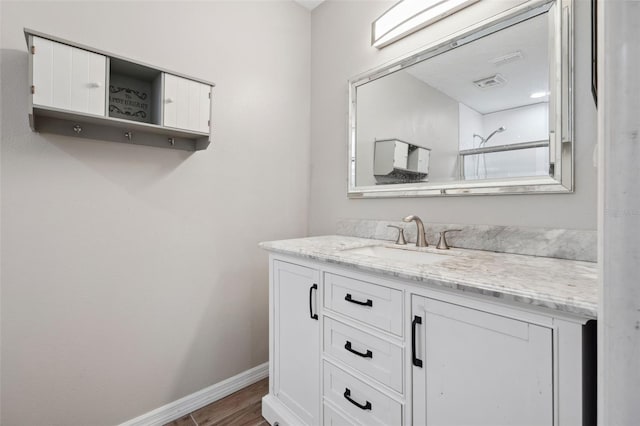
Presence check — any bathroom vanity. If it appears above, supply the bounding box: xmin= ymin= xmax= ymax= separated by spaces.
xmin=260 ymin=236 xmax=596 ymax=426
xmin=261 ymin=0 xmax=594 ymax=421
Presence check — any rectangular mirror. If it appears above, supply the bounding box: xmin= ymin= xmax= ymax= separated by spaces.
xmin=348 ymin=0 xmax=573 ymax=198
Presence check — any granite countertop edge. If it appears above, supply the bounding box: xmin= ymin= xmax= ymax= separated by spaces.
xmin=259 ymin=236 xmax=598 ymax=319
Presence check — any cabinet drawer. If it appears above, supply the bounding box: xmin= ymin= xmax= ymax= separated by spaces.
xmin=324 ymin=273 xmax=403 ymax=336
xmin=324 ymin=402 xmax=357 ymax=426
xmin=323 ymin=361 xmax=402 ymax=426
xmin=324 ymin=318 xmax=403 ymax=393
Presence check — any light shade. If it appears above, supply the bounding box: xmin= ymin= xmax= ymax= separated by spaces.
xmin=530 ymin=91 xmax=550 ymax=99
xmin=372 ymin=0 xmax=480 ymax=48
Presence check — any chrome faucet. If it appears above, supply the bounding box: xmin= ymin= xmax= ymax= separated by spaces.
xmin=403 ymin=215 xmax=428 ymax=247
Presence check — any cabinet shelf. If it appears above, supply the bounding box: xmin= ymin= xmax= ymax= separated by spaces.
xmin=31 ymin=106 xmax=210 ymax=151
xmin=25 ymin=28 xmax=214 ymax=152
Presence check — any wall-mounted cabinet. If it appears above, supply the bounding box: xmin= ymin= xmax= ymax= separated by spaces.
xmin=25 ymin=29 xmax=214 ymax=151
xmin=373 ymin=139 xmax=431 ymax=184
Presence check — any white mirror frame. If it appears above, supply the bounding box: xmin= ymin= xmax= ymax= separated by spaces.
xmin=348 ymin=0 xmax=573 ymax=198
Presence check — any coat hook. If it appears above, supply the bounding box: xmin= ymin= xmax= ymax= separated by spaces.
xmin=73 ymin=124 xmax=82 ymax=134
xmin=124 ymin=131 xmax=132 ymax=141
xmin=168 ymin=137 xmax=175 ymax=146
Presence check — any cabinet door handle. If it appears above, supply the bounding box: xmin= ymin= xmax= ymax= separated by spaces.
xmin=345 ymin=293 xmax=373 ymax=307
xmin=343 ymin=388 xmax=372 ymax=411
xmin=309 ymin=284 xmax=318 ymax=320
xmin=344 ymin=341 xmax=373 ymax=358
xmin=412 ymin=315 xmax=423 ymax=368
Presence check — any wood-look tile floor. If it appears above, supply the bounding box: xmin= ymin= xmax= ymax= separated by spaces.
xmin=165 ymin=378 xmax=269 ymax=426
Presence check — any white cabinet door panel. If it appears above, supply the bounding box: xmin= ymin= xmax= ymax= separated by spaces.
xmin=323 ymin=402 xmax=357 ymax=426
xmin=273 ymin=260 xmax=320 ymax=426
xmin=197 ymin=83 xmax=211 ymax=132
xmin=32 ymin=36 xmax=106 ymax=116
xmin=412 ymin=295 xmax=553 ymax=426
xmin=393 ymin=141 xmax=409 ymax=169
xmin=163 ymin=73 xmax=210 ymax=133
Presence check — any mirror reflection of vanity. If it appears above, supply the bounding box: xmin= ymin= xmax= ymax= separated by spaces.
xmin=349 ymin=0 xmax=573 ymax=197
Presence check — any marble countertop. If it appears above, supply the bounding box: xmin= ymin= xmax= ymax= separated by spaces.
xmin=259 ymin=235 xmax=598 ymax=318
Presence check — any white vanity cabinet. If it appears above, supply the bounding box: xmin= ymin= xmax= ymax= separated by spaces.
xmin=263 ymin=252 xmax=595 ymax=426
xmin=31 ymin=36 xmax=107 ymax=116
xmin=263 ymin=260 xmax=320 ymax=426
xmin=26 ymin=29 xmax=214 ymax=151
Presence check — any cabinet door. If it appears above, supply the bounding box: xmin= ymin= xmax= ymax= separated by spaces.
xmin=31 ymin=36 xmax=106 ymax=116
xmin=273 ymin=260 xmax=320 ymax=425
xmin=408 ymin=148 xmax=430 ymax=174
xmin=411 ymin=295 xmax=553 ymax=426
xmin=393 ymin=141 xmax=409 ymax=169
xmin=163 ymin=73 xmax=211 ymax=133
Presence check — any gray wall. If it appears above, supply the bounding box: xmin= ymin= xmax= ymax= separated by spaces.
xmin=310 ymin=0 xmax=597 ymax=233
xmin=0 ymin=1 xmax=310 ymax=424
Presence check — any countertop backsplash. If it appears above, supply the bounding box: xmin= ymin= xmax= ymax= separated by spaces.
xmin=336 ymin=218 xmax=597 ymax=262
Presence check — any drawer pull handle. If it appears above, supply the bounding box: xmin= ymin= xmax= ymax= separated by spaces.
xmin=345 ymin=293 xmax=373 ymax=307
xmin=344 ymin=341 xmax=373 ymax=358
xmin=309 ymin=284 xmax=318 ymax=320
xmin=412 ymin=315 xmax=423 ymax=368
xmin=343 ymin=388 xmax=372 ymax=411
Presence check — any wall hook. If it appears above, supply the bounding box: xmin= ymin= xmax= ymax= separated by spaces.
xmin=72 ymin=125 xmax=82 ymax=134
xmin=124 ymin=131 xmax=133 ymax=141
xmin=168 ymin=137 xmax=175 ymax=146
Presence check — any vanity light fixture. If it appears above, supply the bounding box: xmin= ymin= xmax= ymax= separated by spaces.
xmin=530 ymin=91 xmax=550 ymax=98
xmin=372 ymin=0 xmax=480 ymax=48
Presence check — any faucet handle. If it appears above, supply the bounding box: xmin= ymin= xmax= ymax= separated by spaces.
xmin=387 ymin=225 xmax=407 ymax=245
xmin=436 ymin=229 xmax=461 ymax=250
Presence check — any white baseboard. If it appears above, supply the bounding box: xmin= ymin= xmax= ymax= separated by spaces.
xmin=119 ymin=362 xmax=269 ymax=426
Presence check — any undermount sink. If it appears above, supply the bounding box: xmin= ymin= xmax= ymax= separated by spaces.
xmin=342 ymin=245 xmax=449 ymax=265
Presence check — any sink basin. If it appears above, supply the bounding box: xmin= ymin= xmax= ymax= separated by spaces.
xmin=342 ymin=245 xmax=449 ymax=265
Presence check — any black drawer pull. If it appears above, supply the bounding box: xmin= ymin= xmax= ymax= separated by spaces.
xmin=345 ymin=293 xmax=373 ymax=307
xmin=412 ymin=315 xmax=423 ymax=368
xmin=343 ymin=388 xmax=372 ymax=411
xmin=309 ymin=284 xmax=318 ymax=320
xmin=344 ymin=341 xmax=373 ymax=358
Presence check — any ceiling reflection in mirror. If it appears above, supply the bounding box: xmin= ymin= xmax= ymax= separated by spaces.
xmin=349 ymin=0 xmax=573 ymax=197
